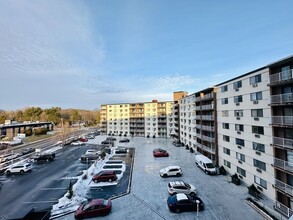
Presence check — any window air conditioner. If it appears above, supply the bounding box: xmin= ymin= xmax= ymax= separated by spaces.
xmin=253 ymin=100 xmax=259 ymax=104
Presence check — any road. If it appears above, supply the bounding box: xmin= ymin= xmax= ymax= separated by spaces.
xmin=0 ymin=144 xmax=91 ymax=219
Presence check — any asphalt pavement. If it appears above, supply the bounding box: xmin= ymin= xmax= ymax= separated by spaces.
xmin=58 ymin=135 xmax=265 ymax=220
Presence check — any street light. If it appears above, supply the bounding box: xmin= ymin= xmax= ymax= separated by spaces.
xmin=196 ymin=199 xmax=200 ymax=220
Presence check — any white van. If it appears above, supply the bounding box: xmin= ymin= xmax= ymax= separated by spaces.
xmin=195 ymin=154 xmax=217 ymax=175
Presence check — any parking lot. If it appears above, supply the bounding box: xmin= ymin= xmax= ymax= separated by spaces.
xmin=59 ymin=136 xmax=263 ymax=220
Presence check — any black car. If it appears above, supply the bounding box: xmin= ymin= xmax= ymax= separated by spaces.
xmin=33 ymin=153 xmax=55 ymax=162
xmin=21 ymin=148 xmax=35 ymax=155
xmin=106 ymin=137 xmax=116 ymax=141
xmin=101 ymin=140 xmax=110 ymax=145
xmin=167 ymin=193 xmax=204 ymax=213
xmin=172 ymin=141 xmax=182 ymax=147
xmin=119 ymin=138 xmax=130 ymax=143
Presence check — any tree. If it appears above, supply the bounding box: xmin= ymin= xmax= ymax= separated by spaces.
xmin=23 ymin=107 xmax=43 ymax=121
xmin=0 ymin=110 xmax=6 ymax=124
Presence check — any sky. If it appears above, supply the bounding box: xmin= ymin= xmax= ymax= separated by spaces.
xmin=1 ymin=0 xmax=293 ymax=110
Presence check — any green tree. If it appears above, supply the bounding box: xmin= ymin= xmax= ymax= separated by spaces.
xmin=44 ymin=107 xmax=61 ymax=124
xmin=23 ymin=107 xmax=43 ymax=121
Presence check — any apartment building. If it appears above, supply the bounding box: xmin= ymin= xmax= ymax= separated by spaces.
xmin=100 ymin=100 xmax=175 ymax=138
xmin=216 ymin=67 xmax=274 ymax=200
xmin=179 ymin=93 xmax=196 ymax=148
xmin=268 ymin=56 xmax=293 ymax=217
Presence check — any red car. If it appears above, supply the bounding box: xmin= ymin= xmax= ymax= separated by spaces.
xmin=92 ymin=170 xmax=117 ymax=183
xmin=75 ymin=199 xmax=112 ymax=219
xmin=79 ymin=137 xmax=88 ymax=142
xmin=153 ymin=148 xmax=169 ymax=157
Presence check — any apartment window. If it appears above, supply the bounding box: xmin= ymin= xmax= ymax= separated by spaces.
xmin=251 ymin=109 xmax=263 ymax=117
xmin=222 ymin=98 xmax=228 ymax=105
xmin=224 ymin=160 xmax=231 ymax=168
xmin=250 ymin=92 xmax=262 ymax=101
xmin=236 ymin=152 xmax=245 ymax=162
xmin=253 ymin=159 xmax=266 ymax=171
xmin=222 ymin=123 xmax=229 ymax=129
xmin=237 ymin=166 xmax=246 ymax=177
xmin=254 ymin=176 xmax=267 ymax=189
xmin=236 ymin=138 xmax=245 ymax=147
xmin=252 ymin=126 xmax=264 ymax=135
xmin=235 ymin=124 xmax=244 ymax=132
xmin=252 ymin=142 xmax=265 ymax=153
xmin=233 ymin=81 xmax=242 ymax=89
xmin=234 ymin=110 xmax=243 ymax=117
xmin=221 ymin=85 xmax=228 ymax=92
xmin=234 ymin=95 xmax=243 ymax=103
xmin=223 ymin=147 xmax=230 ymax=155
xmin=222 ymin=110 xmax=229 ymax=117
xmin=223 ymin=135 xmax=230 ymax=142
xmin=250 ymin=74 xmax=262 ymax=85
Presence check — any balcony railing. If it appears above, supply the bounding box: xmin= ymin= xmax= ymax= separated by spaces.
xmin=201 ymin=115 xmax=214 ymax=121
xmin=275 ymin=179 xmax=293 ymax=197
xmin=201 ymin=135 xmax=215 ymax=142
xmin=271 ymin=93 xmax=293 ymax=104
xmin=269 ymin=69 xmax=293 ymax=84
xmin=202 ymin=93 xmax=214 ymax=100
xmin=275 ymin=201 xmax=293 ymax=218
xmin=272 ymin=136 xmax=293 ymax=149
xmin=201 ymin=125 xmax=215 ymax=132
xmin=271 ymin=116 xmax=293 ymax=126
xmin=202 ymin=104 xmax=213 ymax=110
xmin=273 ymin=158 xmax=293 ymax=173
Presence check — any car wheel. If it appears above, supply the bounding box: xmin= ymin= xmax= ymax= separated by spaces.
xmin=94 ymin=180 xmax=98 ymax=183
xmin=176 ymin=173 xmax=181 ymax=177
xmin=175 ymin=208 xmax=181 ymax=213
xmin=109 ymin=179 xmax=112 ymax=182
xmin=20 ymin=170 xmax=24 ymax=174
xmin=163 ymin=174 xmax=167 ymax=178
xmin=190 ymin=192 xmax=196 ymax=197
xmin=6 ymin=171 xmax=11 ymax=176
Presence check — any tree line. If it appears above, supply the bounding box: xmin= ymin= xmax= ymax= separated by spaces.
xmin=0 ymin=107 xmax=100 ymax=127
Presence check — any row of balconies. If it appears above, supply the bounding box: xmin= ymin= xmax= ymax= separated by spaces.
xmin=271 ymin=116 xmax=293 ymax=127
xmin=195 ymin=115 xmax=214 ymax=120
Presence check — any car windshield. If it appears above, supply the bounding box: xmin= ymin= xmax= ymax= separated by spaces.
xmin=184 ymin=182 xmax=191 ymax=188
xmin=206 ymin=163 xmax=215 ymax=168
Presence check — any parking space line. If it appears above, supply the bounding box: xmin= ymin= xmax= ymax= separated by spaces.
xmin=23 ymin=200 xmax=58 ymax=204
xmin=41 ymin=187 xmax=67 ymax=190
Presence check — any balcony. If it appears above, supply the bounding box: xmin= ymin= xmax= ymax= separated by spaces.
xmin=272 ymin=136 xmax=293 ymax=150
xmin=201 ymin=125 xmax=215 ymax=132
xmin=275 ymin=201 xmax=293 ymax=218
xmin=273 ymin=157 xmax=293 ymax=173
xmin=201 ymin=135 xmax=215 ymax=142
xmin=202 ymin=93 xmax=214 ymax=100
xmin=275 ymin=179 xmax=293 ymax=197
xmin=201 ymin=104 xmax=213 ymax=110
xmin=271 ymin=116 xmax=293 ymax=127
xmin=271 ymin=93 xmax=293 ymax=105
xmin=269 ymin=69 xmax=293 ymax=85
xmin=201 ymin=115 xmax=214 ymax=121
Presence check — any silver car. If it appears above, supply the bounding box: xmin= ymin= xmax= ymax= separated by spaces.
xmin=168 ymin=181 xmax=197 ymax=196
xmin=5 ymin=163 xmax=32 ymax=175
xmin=159 ymin=166 xmax=182 ymax=178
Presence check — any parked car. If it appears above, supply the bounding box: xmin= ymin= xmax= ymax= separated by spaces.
xmin=167 ymin=193 xmax=204 ymax=213
xmin=21 ymin=148 xmax=35 ymax=155
xmin=106 ymin=137 xmax=116 ymax=141
xmin=79 ymin=138 xmax=88 ymax=142
xmin=80 ymin=154 xmax=99 ymax=163
xmin=168 ymin=181 xmax=197 ymax=196
xmin=32 ymin=153 xmax=55 ymax=162
xmin=75 ymin=199 xmax=112 ymax=219
xmin=153 ymin=148 xmax=169 ymax=157
xmin=119 ymin=138 xmax=130 ymax=143
xmin=172 ymin=141 xmax=182 ymax=147
xmin=0 ymin=153 xmax=19 ymax=163
xmin=101 ymin=140 xmax=110 ymax=145
xmin=85 ymin=149 xmax=100 ymax=156
xmin=92 ymin=170 xmax=117 ymax=183
xmin=160 ymin=166 xmax=182 ymax=178
xmin=115 ymin=148 xmax=127 ymax=154
xmin=71 ymin=141 xmax=84 ymax=146
xmin=5 ymin=163 xmax=32 ymax=175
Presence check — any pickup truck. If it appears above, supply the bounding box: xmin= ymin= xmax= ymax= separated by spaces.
xmin=32 ymin=153 xmax=55 ymax=162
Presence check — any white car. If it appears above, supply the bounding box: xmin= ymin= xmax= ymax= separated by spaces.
xmin=168 ymin=181 xmax=197 ymax=196
xmin=71 ymin=141 xmax=84 ymax=146
xmin=5 ymin=163 xmax=32 ymax=175
xmin=159 ymin=166 xmax=182 ymax=178
xmin=85 ymin=149 xmax=100 ymax=155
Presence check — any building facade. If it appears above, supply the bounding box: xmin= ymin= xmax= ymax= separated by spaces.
xmin=268 ymin=57 xmax=293 ymax=217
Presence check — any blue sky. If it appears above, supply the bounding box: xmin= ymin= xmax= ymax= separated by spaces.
xmin=1 ymin=0 xmax=293 ymax=110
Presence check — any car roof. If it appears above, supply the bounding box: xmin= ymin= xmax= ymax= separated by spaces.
xmin=90 ymin=199 xmax=105 ymax=206
xmin=167 ymin=165 xmax=180 ymax=169
xmin=169 ymin=181 xmax=186 ymax=187
xmin=176 ymin=193 xmax=188 ymax=201
xmin=99 ymin=170 xmax=115 ymax=174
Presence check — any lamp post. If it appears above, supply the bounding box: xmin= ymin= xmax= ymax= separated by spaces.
xmin=196 ymin=199 xmax=200 ymax=220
